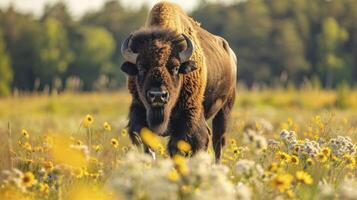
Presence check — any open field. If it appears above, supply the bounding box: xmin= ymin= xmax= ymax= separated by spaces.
xmin=1 ymin=89 xmax=357 ymax=199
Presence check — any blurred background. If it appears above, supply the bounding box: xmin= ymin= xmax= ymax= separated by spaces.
xmin=0 ymin=0 xmax=356 ymax=96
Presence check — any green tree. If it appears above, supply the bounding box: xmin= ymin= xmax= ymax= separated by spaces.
xmin=0 ymin=29 xmax=12 ymax=96
xmin=273 ymin=22 xmax=310 ymax=83
xmin=227 ymin=0 xmax=273 ymax=86
xmin=36 ymin=17 xmax=73 ymax=90
xmin=69 ymin=26 xmax=115 ymax=90
xmin=42 ymin=2 xmax=73 ymax=28
xmin=81 ymin=0 xmax=148 ymax=87
xmin=0 ymin=7 xmax=41 ymax=91
xmin=192 ymin=3 xmax=230 ymax=36
xmin=317 ymin=17 xmax=349 ymax=87
xmin=343 ymin=0 xmax=357 ymax=84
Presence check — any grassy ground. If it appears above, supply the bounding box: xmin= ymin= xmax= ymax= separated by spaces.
xmin=0 ymin=89 xmax=357 ymax=199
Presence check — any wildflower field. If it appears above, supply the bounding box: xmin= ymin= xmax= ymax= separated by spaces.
xmin=1 ymin=88 xmax=357 ymax=200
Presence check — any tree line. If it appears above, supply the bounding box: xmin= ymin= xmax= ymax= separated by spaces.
xmin=0 ymin=0 xmax=356 ymax=95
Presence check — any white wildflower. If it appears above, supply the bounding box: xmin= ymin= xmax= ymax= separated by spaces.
xmin=236 ymin=160 xmax=255 ymax=177
xmin=328 ymin=136 xmax=356 ymax=157
xmin=318 ymin=182 xmax=334 ymax=199
xmin=338 ymin=179 xmax=357 ymax=200
xmin=236 ymin=182 xmax=252 ymax=200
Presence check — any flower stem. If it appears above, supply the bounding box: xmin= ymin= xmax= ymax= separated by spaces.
xmin=87 ymin=127 xmax=92 ymax=155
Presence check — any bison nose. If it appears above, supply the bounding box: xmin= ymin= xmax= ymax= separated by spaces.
xmin=147 ymin=89 xmax=169 ymax=106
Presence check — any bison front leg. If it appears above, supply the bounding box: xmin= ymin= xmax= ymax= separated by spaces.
xmin=168 ymin=113 xmax=210 ymax=157
xmin=127 ymin=101 xmax=156 ymax=159
xmin=128 ymin=101 xmax=146 ymax=146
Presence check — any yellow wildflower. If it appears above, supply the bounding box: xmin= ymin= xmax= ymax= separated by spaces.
xmin=140 ymin=127 xmax=161 ymax=150
xmin=298 ymin=140 xmax=304 ymax=144
xmin=76 ymin=140 xmax=83 ymax=146
xmin=111 ymin=138 xmax=119 ymax=149
xmin=21 ymin=171 xmax=37 ymax=188
xmin=232 ymin=147 xmax=240 ymax=159
xmin=83 ymin=168 xmax=90 ymax=176
xmin=321 ymin=147 xmax=331 ymax=157
xmin=229 ymin=139 xmax=236 ymax=146
xmin=73 ymin=168 xmax=84 ymax=178
xmin=287 ymin=118 xmax=293 ymax=126
xmin=157 ymin=145 xmax=165 ymax=155
xmin=121 ymin=129 xmax=128 ymax=137
xmin=43 ymin=160 xmax=54 ymax=171
xmin=83 ymin=114 xmax=94 ymax=128
xmin=39 ymin=183 xmax=50 ymax=194
xmin=317 ymin=152 xmax=328 ymax=163
xmin=270 ymin=173 xmax=293 ymax=192
xmin=290 ymin=155 xmax=299 ymax=165
xmin=293 ymin=146 xmax=300 ymax=155
xmin=262 ymin=171 xmax=273 ymax=180
xmin=93 ymin=145 xmax=102 ymax=152
xmin=343 ymin=155 xmax=356 ymax=168
xmin=332 ymin=156 xmax=340 ymax=162
xmin=277 ymin=151 xmax=290 ymax=162
xmin=49 ymin=134 xmax=87 ymax=168
xmin=306 ymin=158 xmax=314 ymax=166
xmin=343 ymin=117 xmax=348 ymax=125
xmin=296 ymin=171 xmax=313 ymax=185
xmin=181 ymin=185 xmax=191 ymax=194
xmin=173 ymin=154 xmax=189 ymax=175
xmin=21 ymin=129 xmax=29 ymax=139
xmin=287 ymin=189 xmax=295 ymax=198
xmin=177 ymin=140 xmax=191 ymax=153
xmin=22 ymin=142 xmax=32 ymax=152
xmin=268 ymin=162 xmax=280 ymax=173
xmin=255 ymin=121 xmax=262 ymax=130
xmin=103 ymin=122 xmax=111 ymax=131
xmin=167 ymin=169 xmax=180 ymax=182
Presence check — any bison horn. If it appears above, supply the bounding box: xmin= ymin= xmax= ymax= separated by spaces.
xmin=121 ymin=34 xmax=138 ymax=64
xmin=179 ymin=34 xmax=194 ymax=63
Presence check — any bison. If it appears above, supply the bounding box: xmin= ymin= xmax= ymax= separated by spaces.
xmin=120 ymin=2 xmax=237 ymax=162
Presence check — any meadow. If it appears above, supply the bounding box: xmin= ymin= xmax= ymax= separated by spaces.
xmin=1 ymin=88 xmax=357 ymax=200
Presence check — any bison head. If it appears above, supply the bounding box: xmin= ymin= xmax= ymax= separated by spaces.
xmin=120 ymin=28 xmax=197 ymax=135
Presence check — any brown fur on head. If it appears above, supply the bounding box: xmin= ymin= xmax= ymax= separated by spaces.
xmin=121 ymin=27 xmax=197 ymax=135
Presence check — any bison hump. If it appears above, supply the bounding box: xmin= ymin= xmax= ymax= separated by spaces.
xmin=145 ymin=2 xmax=200 ymax=32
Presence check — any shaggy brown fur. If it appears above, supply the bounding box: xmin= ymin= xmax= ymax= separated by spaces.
xmin=122 ymin=2 xmax=237 ymax=162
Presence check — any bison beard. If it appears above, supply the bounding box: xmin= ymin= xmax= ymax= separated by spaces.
xmin=147 ymin=107 xmax=170 ymax=135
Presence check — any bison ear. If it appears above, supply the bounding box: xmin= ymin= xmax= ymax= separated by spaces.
xmin=179 ymin=61 xmax=197 ymax=74
xmin=121 ymin=62 xmax=138 ymax=76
